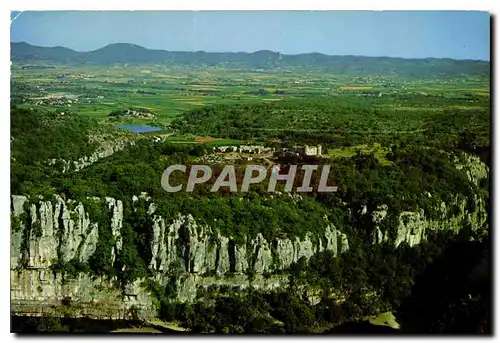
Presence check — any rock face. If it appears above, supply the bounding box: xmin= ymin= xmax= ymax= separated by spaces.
xmin=393 ymin=193 xmax=487 ymax=247
xmin=10 ymin=195 xmax=350 ymax=318
xmin=367 ymin=193 xmax=488 ymax=248
xmin=135 ymin=209 xmax=349 ymax=278
xmin=374 ymin=195 xmax=487 ymax=248
xmin=365 ymin=153 xmax=490 ymax=247
xmin=453 ymin=153 xmax=489 ymax=186
xmin=48 ymin=138 xmax=133 ymax=173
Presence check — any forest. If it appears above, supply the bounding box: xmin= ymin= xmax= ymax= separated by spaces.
xmin=170 ymin=96 xmax=490 ymax=151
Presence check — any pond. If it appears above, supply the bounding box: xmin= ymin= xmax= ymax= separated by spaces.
xmin=117 ymin=124 xmax=163 ymax=133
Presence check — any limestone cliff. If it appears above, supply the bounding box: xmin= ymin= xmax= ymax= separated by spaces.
xmin=369 ymin=152 xmax=489 ymax=247
xmin=10 ymin=194 xmax=349 ymax=319
xmin=48 ymin=136 xmax=134 ymax=173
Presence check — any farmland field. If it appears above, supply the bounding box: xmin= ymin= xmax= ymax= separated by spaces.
xmin=11 ymin=61 xmax=490 ymax=150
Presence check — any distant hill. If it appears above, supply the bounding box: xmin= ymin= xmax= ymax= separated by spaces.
xmin=11 ymin=42 xmax=490 ymax=77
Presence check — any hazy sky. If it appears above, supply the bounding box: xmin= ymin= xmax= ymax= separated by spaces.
xmin=10 ymin=11 xmax=490 ymax=60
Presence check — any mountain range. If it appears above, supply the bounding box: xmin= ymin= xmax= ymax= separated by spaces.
xmin=11 ymin=42 xmax=490 ymax=77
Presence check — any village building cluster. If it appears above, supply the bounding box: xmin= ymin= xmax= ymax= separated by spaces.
xmin=213 ymin=144 xmax=322 ymax=157
xmin=213 ymin=145 xmax=275 ymax=155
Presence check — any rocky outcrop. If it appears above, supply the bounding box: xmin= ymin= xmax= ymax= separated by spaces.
xmin=10 ymin=194 xmax=350 ymax=317
xmin=9 ymin=195 xmax=149 ymax=320
xmin=394 ymin=193 xmax=487 ymax=247
xmin=368 ymin=153 xmax=489 ymax=247
xmin=48 ymin=138 xmax=134 ymax=173
xmin=106 ymin=197 xmax=123 ymax=264
xmin=11 ymin=195 xmax=100 ymax=270
xmin=144 ymin=211 xmax=348 ymax=276
xmin=453 ymin=153 xmax=489 ymax=186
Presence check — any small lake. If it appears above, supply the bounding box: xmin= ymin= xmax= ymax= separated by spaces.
xmin=117 ymin=125 xmax=163 ymax=133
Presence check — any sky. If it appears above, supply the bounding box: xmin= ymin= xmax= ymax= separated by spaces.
xmin=10 ymin=11 xmax=490 ymax=61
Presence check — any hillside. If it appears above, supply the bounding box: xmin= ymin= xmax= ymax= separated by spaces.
xmin=11 ymin=42 xmax=490 ymax=77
